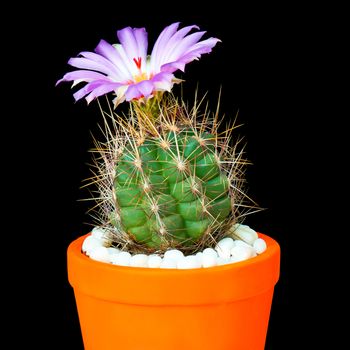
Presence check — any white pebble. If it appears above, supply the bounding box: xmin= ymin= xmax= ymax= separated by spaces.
xmin=217 ymin=257 xmax=232 ymax=265
xmin=232 ymin=224 xmax=258 ymax=245
xmin=160 ymin=258 xmax=177 ymax=269
xmin=177 ymin=255 xmax=202 ymax=269
xmin=202 ymin=248 xmax=218 ymax=258
xmin=230 ymin=256 xmax=242 ymax=263
xmin=107 ymin=247 xmax=120 ymax=255
xmin=91 ymin=227 xmax=107 ymax=240
xmin=84 ymin=226 xmax=262 ymax=267
xmin=218 ymin=249 xmax=232 ymax=259
xmin=89 ymin=246 xmax=110 ymax=263
xmin=112 ymin=251 xmax=131 ymax=266
xmin=148 ymin=255 xmax=162 ymax=268
xmin=217 ymin=237 xmax=235 ymax=250
xmin=109 ymin=254 xmax=120 ymax=264
xmin=82 ymin=235 xmax=103 ymax=256
xmin=164 ymin=249 xmax=184 ymax=262
xmin=234 ymin=239 xmax=253 ymax=248
xmin=231 ymin=245 xmax=255 ymax=262
xmin=253 ymin=238 xmax=267 ymax=254
xmin=130 ymin=254 xmax=149 ymax=267
xmin=202 ymin=254 xmax=218 ymax=268
xmin=195 ymin=252 xmax=204 ymax=265
xmin=215 ymin=237 xmax=234 ymax=256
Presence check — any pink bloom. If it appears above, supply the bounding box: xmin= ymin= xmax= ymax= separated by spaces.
xmin=57 ymin=23 xmax=220 ymax=106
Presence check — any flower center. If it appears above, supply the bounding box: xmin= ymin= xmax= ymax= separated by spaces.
xmin=132 ymin=57 xmax=148 ymax=83
xmin=134 ymin=72 xmax=148 ymax=83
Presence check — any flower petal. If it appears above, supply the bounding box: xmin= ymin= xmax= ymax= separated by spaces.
xmin=164 ymin=31 xmax=206 ymax=62
xmin=56 ymin=70 xmax=111 ymax=86
xmin=155 ymin=25 xmax=200 ymax=68
xmin=133 ymin=28 xmax=148 ymax=63
xmin=160 ymin=37 xmax=221 ymax=73
xmin=94 ymin=39 xmax=133 ymax=80
xmin=68 ymin=57 xmax=117 ymax=79
xmin=77 ymin=51 xmax=124 ymax=80
xmin=85 ymin=82 xmax=123 ymax=104
xmin=73 ymin=80 xmax=109 ymax=101
xmin=114 ymin=44 xmax=139 ymax=77
xmin=124 ymin=85 xmax=140 ymax=101
xmin=150 ymin=22 xmax=180 ymax=73
xmin=151 ymin=72 xmax=174 ymax=91
xmin=113 ymin=85 xmax=129 ymax=107
xmin=150 ymin=24 xmax=220 ymax=75
xmin=159 ymin=61 xmax=186 ymax=73
xmin=125 ymin=80 xmax=154 ymax=101
xmin=189 ymin=37 xmax=221 ymax=51
xmin=117 ymin=27 xmax=148 ymax=69
xmin=117 ymin=27 xmax=137 ymax=58
xmin=137 ymin=80 xmax=154 ymax=97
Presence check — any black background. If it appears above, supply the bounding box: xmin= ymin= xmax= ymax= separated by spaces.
xmin=30 ymin=2 xmax=328 ymax=348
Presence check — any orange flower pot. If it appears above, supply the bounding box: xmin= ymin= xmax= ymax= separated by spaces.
xmin=67 ymin=233 xmax=280 ymax=350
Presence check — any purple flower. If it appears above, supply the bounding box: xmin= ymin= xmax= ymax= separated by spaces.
xmin=57 ymin=23 xmax=220 ymax=106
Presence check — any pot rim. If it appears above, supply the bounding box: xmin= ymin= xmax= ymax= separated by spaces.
xmin=68 ymin=233 xmax=280 ymax=305
xmin=70 ymin=233 xmax=278 ymax=273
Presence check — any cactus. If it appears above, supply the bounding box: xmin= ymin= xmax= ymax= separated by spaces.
xmin=90 ymin=95 xmax=252 ymax=253
xmin=58 ymin=23 xmax=257 ymax=253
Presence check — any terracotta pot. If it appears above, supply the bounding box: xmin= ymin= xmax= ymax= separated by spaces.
xmin=67 ymin=233 xmax=280 ymax=350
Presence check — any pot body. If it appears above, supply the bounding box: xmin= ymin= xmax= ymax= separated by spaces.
xmin=68 ymin=233 xmax=280 ymax=350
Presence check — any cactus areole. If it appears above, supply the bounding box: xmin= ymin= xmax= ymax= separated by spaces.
xmin=58 ymin=23 xmax=254 ymax=253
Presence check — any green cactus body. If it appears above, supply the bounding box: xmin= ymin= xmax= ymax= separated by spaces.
xmin=113 ymin=129 xmax=231 ymax=249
